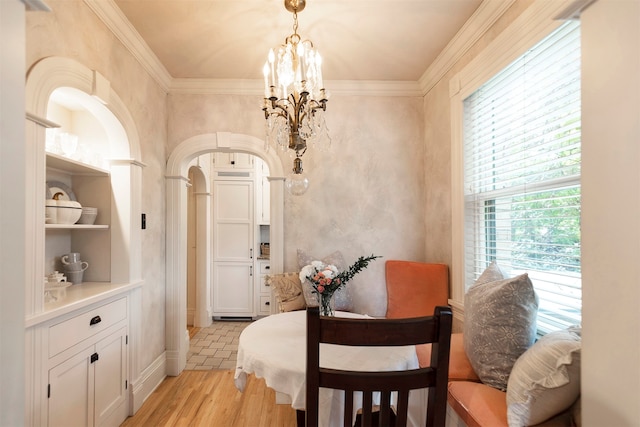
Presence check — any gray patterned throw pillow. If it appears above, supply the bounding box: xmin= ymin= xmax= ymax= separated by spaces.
xmin=463 ymin=262 xmax=539 ymax=391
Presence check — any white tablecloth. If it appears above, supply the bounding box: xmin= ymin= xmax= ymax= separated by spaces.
xmin=234 ymin=310 xmax=426 ymax=427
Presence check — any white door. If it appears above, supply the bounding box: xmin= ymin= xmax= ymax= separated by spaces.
xmin=94 ymin=328 xmax=127 ymax=427
xmin=213 ymin=180 xmax=254 ymax=316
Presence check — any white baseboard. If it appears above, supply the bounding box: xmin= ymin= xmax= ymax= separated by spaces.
xmin=129 ymin=352 xmax=167 ymax=414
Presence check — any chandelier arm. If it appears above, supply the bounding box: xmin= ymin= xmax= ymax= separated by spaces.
xmin=265 ymin=110 xmax=289 ymax=121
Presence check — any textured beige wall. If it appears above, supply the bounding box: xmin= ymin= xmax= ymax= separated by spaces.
xmin=26 ymin=0 xmax=168 ymax=369
xmin=169 ymin=93 xmax=425 ymax=316
xmin=422 ymin=0 xmax=532 ymax=297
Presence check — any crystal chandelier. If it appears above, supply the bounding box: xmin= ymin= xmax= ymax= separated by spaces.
xmin=262 ymin=0 xmax=330 ymax=195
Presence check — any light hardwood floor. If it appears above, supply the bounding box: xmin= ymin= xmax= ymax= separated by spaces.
xmin=121 ymin=370 xmax=298 ymax=427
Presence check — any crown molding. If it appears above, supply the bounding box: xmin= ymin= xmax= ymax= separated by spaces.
xmin=85 ymin=0 xmax=513 ymax=98
xmin=170 ymin=78 xmax=422 ymax=97
xmin=419 ymin=0 xmax=516 ymax=95
xmin=84 ymin=0 xmax=172 ymax=92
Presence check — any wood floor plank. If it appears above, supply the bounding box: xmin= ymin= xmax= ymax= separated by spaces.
xmin=121 ymin=370 xmax=297 ymax=427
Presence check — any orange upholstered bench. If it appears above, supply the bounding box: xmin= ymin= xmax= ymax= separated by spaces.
xmin=383 ymin=260 xmax=578 ymax=426
xmin=419 ymin=333 xmax=577 ymax=427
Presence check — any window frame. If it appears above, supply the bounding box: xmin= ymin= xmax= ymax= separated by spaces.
xmin=449 ymin=1 xmax=578 ymax=322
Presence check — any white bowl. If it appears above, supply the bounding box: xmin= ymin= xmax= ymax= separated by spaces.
xmin=54 ymin=206 xmax=82 ymax=224
xmin=77 ymin=212 xmax=97 ymax=225
xmin=46 ymin=199 xmax=82 ymax=224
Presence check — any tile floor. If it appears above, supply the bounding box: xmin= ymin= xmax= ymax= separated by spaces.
xmin=186 ymin=319 xmax=253 ymax=370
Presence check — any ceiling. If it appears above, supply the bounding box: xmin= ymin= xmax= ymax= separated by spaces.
xmin=113 ymin=0 xmax=484 ymax=82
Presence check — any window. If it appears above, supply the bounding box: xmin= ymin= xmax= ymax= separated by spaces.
xmin=463 ymin=21 xmax=581 ymax=334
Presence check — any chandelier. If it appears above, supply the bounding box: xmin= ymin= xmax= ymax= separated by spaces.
xmin=262 ymin=0 xmax=330 ymax=195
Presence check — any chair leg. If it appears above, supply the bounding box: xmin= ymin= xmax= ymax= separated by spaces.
xmin=296 ymin=409 xmax=306 ymax=427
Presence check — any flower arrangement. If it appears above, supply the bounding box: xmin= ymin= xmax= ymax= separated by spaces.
xmin=299 ymin=254 xmax=381 ymax=315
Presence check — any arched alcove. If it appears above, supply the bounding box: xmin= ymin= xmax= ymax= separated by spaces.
xmin=165 ymin=132 xmax=285 ymax=375
xmin=24 ymin=56 xmax=146 ymax=416
xmin=25 ymin=55 xmax=144 ymax=305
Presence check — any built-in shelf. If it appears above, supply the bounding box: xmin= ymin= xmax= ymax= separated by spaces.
xmin=46 ymin=152 xmax=109 ymax=176
xmin=45 ymin=224 xmax=109 ymax=230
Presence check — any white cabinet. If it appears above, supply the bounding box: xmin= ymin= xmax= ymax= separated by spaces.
xmin=212 ymin=180 xmax=254 ymax=316
xmin=213 ymin=152 xmax=254 ymax=170
xmin=255 ymin=260 xmax=272 ymax=315
xmin=26 ymin=72 xmax=141 ymax=427
xmin=46 ymin=298 xmax=128 ymax=427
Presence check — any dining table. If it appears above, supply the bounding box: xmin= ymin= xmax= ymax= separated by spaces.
xmin=234 ymin=310 xmax=428 ymax=427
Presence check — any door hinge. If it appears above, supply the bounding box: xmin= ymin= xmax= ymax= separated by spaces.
xmin=47 ymin=384 xmax=50 ymax=398
xmin=126 ymin=335 xmax=128 ymax=345
xmin=125 ymin=380 xmax=128 ymax=390
xmin=90 ymin=352 xmax=99 ymax=364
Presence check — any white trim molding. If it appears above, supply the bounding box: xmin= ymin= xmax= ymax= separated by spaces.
xmin=84 ymin=0 xmax=171 ymax=92
xmin=129 ymin=351 xmax=167 ymax=414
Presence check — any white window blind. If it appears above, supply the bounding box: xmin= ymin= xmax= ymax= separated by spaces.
xmin=463 ymin=21 xmax=581 ymax=334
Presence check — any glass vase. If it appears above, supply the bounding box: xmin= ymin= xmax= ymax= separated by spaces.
xmin=318 ymin=292 xmax=335 ymax=316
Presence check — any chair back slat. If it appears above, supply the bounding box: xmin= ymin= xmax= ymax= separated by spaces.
xmin=305 ymin=306 xmax=452 ymax=427
xmin=343 ymin=392 xmax=354 ymax=427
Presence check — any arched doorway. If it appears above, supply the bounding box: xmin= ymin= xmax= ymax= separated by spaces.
xmin=165 ymin=132 xmax=285 ymax=375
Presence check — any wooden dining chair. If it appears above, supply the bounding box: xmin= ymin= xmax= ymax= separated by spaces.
xmin=305 ymin=306 xmax=453 ymax=427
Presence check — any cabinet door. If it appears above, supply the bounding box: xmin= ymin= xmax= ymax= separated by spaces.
xmin=94 ymin=327 xmax=127 ymax=427
xmin=48 ymin=346 xmax=95 ymax=427
xmin=232 ymin=153 xmax=254 ymax=169
xmin=213 ymin=262 xmax=253 ymax=314
xmin=213 ymin=152 xmax=254 ymax=169
xmin=213 ymin=181 xmax=253 ymax=262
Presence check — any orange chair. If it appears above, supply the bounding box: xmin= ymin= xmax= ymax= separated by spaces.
xmin=386 ymin=260 xmax=457 ymax=372
xmin=385 ymin=260 xmax=449 ymax=319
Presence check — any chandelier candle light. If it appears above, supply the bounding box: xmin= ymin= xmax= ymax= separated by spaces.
xmin=262 ymin=0 xmax=331 ymax=196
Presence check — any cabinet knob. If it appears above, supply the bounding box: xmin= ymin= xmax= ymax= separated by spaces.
xmin=265 ymin=301 xmax=270 ymax=306
xmin=89 ymin=315 xmax=102 ymax=326
xmin=90 ymin=352 xmax=99 ymax=363
xmin=265 ymin=265 xmax=270 ymax=270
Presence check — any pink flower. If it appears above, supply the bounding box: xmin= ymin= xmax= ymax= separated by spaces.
xmin=317 ymin=285 xmax=325 ymax=293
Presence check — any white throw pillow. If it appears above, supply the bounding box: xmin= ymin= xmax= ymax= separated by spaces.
xmin=507 ymin=326 xmax=581 ymax=426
